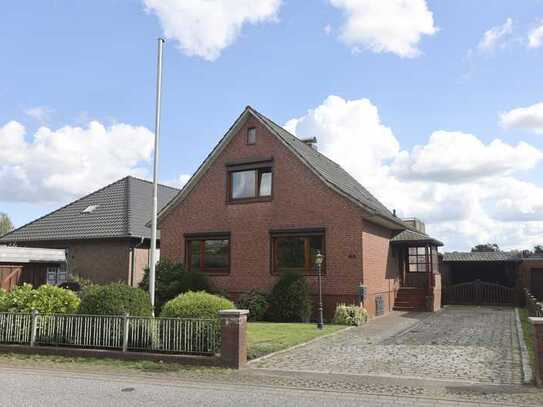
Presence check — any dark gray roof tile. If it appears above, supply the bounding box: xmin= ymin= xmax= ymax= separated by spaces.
xmin=0 ymin=177 xmax=179 ymax=242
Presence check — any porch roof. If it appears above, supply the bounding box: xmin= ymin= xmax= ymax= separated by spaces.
xmin=0 ymin=246 xmax=66 ymax=264
xmin=391 ymin=229 xmax=443 ymax=246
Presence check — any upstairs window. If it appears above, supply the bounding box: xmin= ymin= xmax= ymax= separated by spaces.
xmin=228 ymin=167 xmax=272 ymax=202
xmin=247 ymin=127 xmax=256 ymax=145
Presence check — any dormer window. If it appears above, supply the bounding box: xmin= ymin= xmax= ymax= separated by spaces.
xmin=247 ymin=127 xmax=256 ymax=145
xmin=81 ymin=205 xmax=99 ymax=214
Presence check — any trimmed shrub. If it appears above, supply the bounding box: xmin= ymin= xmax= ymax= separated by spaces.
xmin=0 ymin=288 xmax=7 ymax=312
xmin=139 ymin=260 xmax=210 ymax=312
xmin=161 ymin=291 xmax=235 ymax=319
xmin=0 ymin=284 xmax=80 ymax=314
xmin=237 ymin=290 xmax=269 ymax=321
xmin=333 ymin=304 xmax=368 ymax=326
xmin=78 ymin=283 xmax=152 ymax=316
xmin=267 ymin=272 xmax=312 ymax=322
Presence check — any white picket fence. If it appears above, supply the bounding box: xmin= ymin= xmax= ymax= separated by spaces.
xmin=0 ymin=312 xmax=220 ymax=355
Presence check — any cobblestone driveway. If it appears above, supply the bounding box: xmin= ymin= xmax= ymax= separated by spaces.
xmin=251 ymin=306 xmax=523 ymax=384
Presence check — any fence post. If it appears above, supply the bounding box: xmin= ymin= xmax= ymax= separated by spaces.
xmin=30 ymin=309 xmax=38 ymax=347
xmin=218 ymin=309 xmax=249 ymax=369
xmin=529 ymin=317 xmax=543 ymax=386
xmin=122 ymin=313 xmax=130 ymax=352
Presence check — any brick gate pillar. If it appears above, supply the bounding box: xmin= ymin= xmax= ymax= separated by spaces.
xmin=219 ymin=309 xmax=249 ymax=369
xmin=529 ymin=317 xmax=543 ymax=386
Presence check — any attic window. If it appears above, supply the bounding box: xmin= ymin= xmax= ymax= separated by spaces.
xmin=247 ymin=127 xmax=256 ymax=145
xmin=82 ymin=205 xmax=99 ymax=214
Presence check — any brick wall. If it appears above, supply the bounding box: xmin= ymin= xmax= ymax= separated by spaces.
xmin=361 ymin=220 xmax=400 ymax=318
xmin=18 ymin=239 xmax=130 ymax=284
xmin=159 ymin=115 xmax=397 ymax=318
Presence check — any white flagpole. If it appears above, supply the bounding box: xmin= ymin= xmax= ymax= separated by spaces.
xmin=150 ymin=38 xmax=164 ymax=314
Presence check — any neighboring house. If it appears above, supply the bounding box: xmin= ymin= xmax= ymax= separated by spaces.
xmin=0 ymin=246 xmax=67 ymax=291
xmin=157 ymin=106 xmax=443 ymax=319
xmin=0 ymin=177 xmax=179 ymax=287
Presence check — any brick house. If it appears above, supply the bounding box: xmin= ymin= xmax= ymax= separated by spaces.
xmin=0 ymin=176 xmax=178 ymax=287
xmin=157 ymin=107 xmax=443 ymax=319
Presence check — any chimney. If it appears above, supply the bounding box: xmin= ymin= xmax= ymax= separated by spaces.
xmin=300 ymin=137 xmax=318 ymax=150
xmin=402 ymin=217 xmax=425 ymax=233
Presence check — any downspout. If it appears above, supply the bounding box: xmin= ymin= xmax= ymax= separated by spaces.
xmin=130 ymin=237 xmax=145 ymax=287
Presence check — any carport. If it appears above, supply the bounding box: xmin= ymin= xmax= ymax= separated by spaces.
xmin=441 ymin=252 xmax=521 ymax=305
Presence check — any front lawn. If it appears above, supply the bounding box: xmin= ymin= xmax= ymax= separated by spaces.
xmin=247 ymin=322 xmax=346 ymax=360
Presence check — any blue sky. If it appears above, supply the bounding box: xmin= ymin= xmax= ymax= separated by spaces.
xmin=1 ymin=1 xmax=543 ymax=250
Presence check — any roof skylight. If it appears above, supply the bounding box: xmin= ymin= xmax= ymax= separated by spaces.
xmin=81 ymin=205 xmax=100 ymax=214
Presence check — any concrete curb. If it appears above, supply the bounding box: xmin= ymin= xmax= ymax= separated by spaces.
xmin=247 ymin=325 xmax=353 ymax=365
xmin=515 ymin=308 xmax=533 ymax=384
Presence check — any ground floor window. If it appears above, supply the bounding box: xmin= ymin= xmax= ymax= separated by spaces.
xmin=271 ymin=229 xmax=325 ymax=275
xmin=185 ymin=234 xmax=230 ymax=274
xmin=46 ymin=266 xmax=67 ymax=285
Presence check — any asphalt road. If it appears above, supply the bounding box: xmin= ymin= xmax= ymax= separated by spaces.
xmin=0 ymin=367 xmax=514 ymax=407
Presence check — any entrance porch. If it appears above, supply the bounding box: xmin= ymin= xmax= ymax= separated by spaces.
xmin=390 ymin=229 xmax=444 ymax=312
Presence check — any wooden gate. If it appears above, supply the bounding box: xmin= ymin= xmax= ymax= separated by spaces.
xmin=444 ymin=279 xmax=515 ymax=305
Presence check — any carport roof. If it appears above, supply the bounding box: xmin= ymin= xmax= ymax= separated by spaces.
xmin=443 ymin=251 xmax=521 ymax=263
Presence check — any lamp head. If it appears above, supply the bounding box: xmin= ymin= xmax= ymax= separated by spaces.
xmin=315 ymin=250 xmax=324 ymax=265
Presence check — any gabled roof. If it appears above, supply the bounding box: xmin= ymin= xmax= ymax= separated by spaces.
xmin=0 ymin=246 xmax=66 ymax=263
xmin=0 ymin=177 xmax=179 ymax=242
xmin=157 ymin=106 xmax=407 ymax=230
xmin=443 ymin=251 xmax=520 ymax=263
xmin=391 ymin=229 xmax=443 ymax=246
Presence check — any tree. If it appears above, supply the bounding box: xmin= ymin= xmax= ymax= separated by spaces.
xmin=534 ymin=245 xmax=543 ymax=255
xmin=471 ymin=243 xmax=500 ymax=252
xmin=0 ymin=213 xmax=13 ymax=236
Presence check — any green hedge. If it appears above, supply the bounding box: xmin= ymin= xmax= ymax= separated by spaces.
xmin=267 ymin=272 xmax=312 ymax=322
xmin=78 ymin=283 xmax=152 ymax=316
xmin=139 ymin=260 xmax=210 ymax=312
xmin=0 ymin=284 xmax=80 ymax=314
xmin=0 ymin=288 xmax=8 ymax=312
xmin=237 ymin=290 xmax=269 ymax=321
xmin=161 ymin=291 xmax=234 ymax=319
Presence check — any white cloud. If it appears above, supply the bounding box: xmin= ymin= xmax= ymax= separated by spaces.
xmin=500 ymin=102 xmax=543 ymax=134
xmin=477 ymin=18 xmax=513 ymax=52
xmin=143 ymin=0 xmax=282 ymax=61
xmin=165 ymin=173 xmax=191 ymax=189
xmin=528 ymin=20 xmax=543 ymax=48
xmin=24 ymin=106 xmax=54 ymax=124
xmin=328 ymin=0 xmax=437 ymax=58
xmin=286 ymin=95 xmax=543 ymax=251
xmin=0 ymin=120 xmax=154 ymax=203
xmin=391 ymin=131 xmax=542 ymax=182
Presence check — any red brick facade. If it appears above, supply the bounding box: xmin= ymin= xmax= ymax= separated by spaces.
xmin=159 ymin=113 xmax=406 ymax=319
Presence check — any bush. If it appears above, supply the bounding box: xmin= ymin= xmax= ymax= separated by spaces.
xmin=333 ymin=304 xmax=368 ymax=326
xmin=139 ymin=260 xmax=210 ymax=312
xmin=161 ymin=291 xmax=234 ymax=319
xmin=267 ymin=272 xmax=312 ymax=322
xmin=78 ymin=283 xmax=152 ymax=316
xmin=0 ymin=288 xmax=7 ymax=312
xmin=0 ymin=284 xmax=80 ymax=314
xmin=237 ymin=290 xmax=269 ymax=321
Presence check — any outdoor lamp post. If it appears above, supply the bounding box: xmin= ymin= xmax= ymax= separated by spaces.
xmin=315 ymin=250 xmax=324 ymax=329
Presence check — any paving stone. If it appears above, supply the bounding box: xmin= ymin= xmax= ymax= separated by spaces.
xmin=251 ymin=306 xmax=523 ymax=385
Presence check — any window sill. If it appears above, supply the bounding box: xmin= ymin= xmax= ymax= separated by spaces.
xmin=227 ymin=197 xmax=272 ymax=205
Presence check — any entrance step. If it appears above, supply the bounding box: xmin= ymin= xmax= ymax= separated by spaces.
xmin=393 ymin=287 xmax=427 ymax=312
